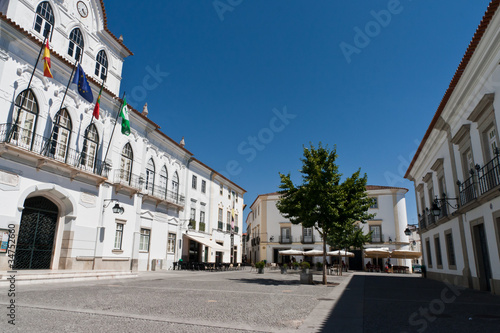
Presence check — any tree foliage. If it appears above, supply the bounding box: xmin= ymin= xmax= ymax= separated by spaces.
xmin=277 ymin=143 xmax=374 ymax=284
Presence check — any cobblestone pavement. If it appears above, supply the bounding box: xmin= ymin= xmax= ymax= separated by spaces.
xmin=1 ymin=269 xmax=499 ymax=332
xmin=0 ymin=268 xmax=350 ymax=332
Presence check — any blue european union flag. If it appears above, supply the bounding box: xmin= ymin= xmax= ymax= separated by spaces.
xmin=72 ymin=64 xmax=94 ymax=103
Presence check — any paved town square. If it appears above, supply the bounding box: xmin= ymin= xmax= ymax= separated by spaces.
xmin=1 ymin=269 xmax=499 ymax=332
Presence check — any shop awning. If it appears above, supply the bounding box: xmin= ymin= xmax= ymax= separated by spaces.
xmin=183 ymin=234 xmax=229 ymax=252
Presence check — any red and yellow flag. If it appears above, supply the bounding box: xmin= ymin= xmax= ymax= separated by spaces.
xmin=42 ymin=40 xmax=53 ymax=78
xmin=93 ymin=82 xmax=104 ymax=119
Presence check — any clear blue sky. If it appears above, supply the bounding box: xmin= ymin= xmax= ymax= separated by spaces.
xmin=104 ymin=0 xmax=491 ymax=227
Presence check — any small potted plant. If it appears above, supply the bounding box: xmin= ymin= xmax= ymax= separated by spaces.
xmin=292 ymin=262 xmax=300 ymax=270
xmin=301 ymin=261 xmax=311 ymax=273
xmin=300 ymin=261 xmax=313 ymax=284
xmin=281 ymin=263 xmax=288 ymax=274
xmin=316 ymin=262 xmax=323 ymax=271
xmin=255 ymin=261 xmax=265 ymax=274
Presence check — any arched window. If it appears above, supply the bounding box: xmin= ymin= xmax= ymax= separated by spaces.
xmin=68 ymin=28 xmax=84 ymax=60
xmin=12 ymin=89 xmax=39 ymax=149
xmin=145 ymin=158 xmax=155 ymax=195
xmin=160 ymin=166 xmax=168 ymax=199
xmin=120 ymin=143 xmax=133 ymax=183
xmin=48 ymin=108 xmax=72 ymax=161
xmin=34 ymin=1 xmax=54 ymax=38
xmin=95 ymin=50 xmax=108 ymax=81
xmin=81 ymin=124 xmax=99 ymax=171
xmin=172 ymin=171 xmax=179 ymax=201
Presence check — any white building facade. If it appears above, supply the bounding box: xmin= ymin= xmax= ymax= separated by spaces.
xmin=405 ymin=0 xmax=500 ymax=295
xmin=245 ymin=186 xmax=415 ymax=269
xmin=0 ymin=0 xmax=245 ymax=272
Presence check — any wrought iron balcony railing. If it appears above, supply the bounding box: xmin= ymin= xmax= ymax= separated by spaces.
xmin=458 ymin=174 xmax=477 ymax=206
xmin=279 ymin=236 xmax=292 ymax=244
xmin=301 ymin=235 xmax=315 ymax=244
xmin=477 ymin=157 xmax=500 ymax=195
xmin=0 ymin=123 xmax=108 ymax=177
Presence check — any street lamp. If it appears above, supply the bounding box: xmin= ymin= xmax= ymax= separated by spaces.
xmin=431 ymin=194 xmax=458 ymax=218
xmin=104 ymin=199 xmax=124 ymax=214
xmin=404 ymin=227 xmax=412 ymax=236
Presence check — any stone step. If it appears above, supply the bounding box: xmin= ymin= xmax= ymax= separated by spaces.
xmin=0 ymin=270 xmax=138 ymax=286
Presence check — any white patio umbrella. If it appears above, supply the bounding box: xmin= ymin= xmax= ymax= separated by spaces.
xmin=327 ymin=250 xmax=355 ymax=257
xmin=278 ymin=249 xmax=304 ymax=255
xmin=302 ymin=249 xmax=324 ymax=256
xmin=390 ymin=250 xmax=421 ymax=259
xmin=364 ymin=248 xmax=391 ymax=258
xmin=364 ymin=248 xmax=391 ymax=268
xmin=390 ymin=249 xmax=421 ymax=273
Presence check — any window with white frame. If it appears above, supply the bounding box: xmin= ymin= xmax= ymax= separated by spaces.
xmin=445 ymin=231 xmax=456 ymax=268
xmin=218 ymin=208 xmax=223 ymax=229
xmin=81 ymin=124 xmax=99 ymax=171
xmin=369 ymin=225 xmax=381 ymax=243
xmin=139 ymin=228 xmax=150 ymax=252
xmin=120 ymin=143 xmax=133 ymax=183
xmin=145 ymin=159 xmax=155 ymax=195
xmin=159 ymin=166 xmax=168 ymax=199
xmin=12 ymin=89 xmax=39 ymax=148
xmin=201 ymin=180 xmax=206 ymax=193
xmin=369 ymin=197 xmax=378 ymax=209
xmin=434 ymin=235 xmax=443 ymax=268
xmin=426 ymin=238 xmax=433 ymax=267
xmin=95 ymin=50 xmax=108 ymax=80
xmin=167 ymin=233 xmax=176 ymax=253
xmin=172 ymin=172 xmax=179 ymax=199
xmin=49 ymin=109 xmax=72 ymax=161
xmin=220 ymin=184 xmax=223 ymax=195
xmin=68 ymin=28 xmax=84 ymax=60
xmin=190 ymin=208 xmax=196 ymax=221
xmin=114 ymin=223 xmax=124 ymax=249
xmin=200 ymin=211 xmax=205 ymax=223
xmin=34 ymin=1 xmax=54 ymax=38
xmin=192 ymin=175 xmax=197 ymax=189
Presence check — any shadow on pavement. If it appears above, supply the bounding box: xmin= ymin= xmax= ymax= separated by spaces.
xmin=317 ymin=273 xmax=500 ymax=333
xmin=229 ymin=278 xmax=300 ymax=286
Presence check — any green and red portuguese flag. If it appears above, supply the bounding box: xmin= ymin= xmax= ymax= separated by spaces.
xmin=120 ymin=96 xmax=130 ymax=136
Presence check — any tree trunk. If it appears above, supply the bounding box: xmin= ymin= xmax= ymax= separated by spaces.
xmin=323 ymin=235 xmax=327 ymax=285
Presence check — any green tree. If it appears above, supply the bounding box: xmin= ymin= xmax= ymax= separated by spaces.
xmin=277 ymin=143 xmax=374 ymax=284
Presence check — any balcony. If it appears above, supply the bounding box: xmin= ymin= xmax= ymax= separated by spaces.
xmin=301 ymin=235 xmax=315 ymax=244
xmin=0 ymin=123 xmax=108 ymax=183
xmin=427 ymin=212 xmax=435 ymax=226
xmin=477 ymin=157 xmax=500 ymax=195
xmin=140 ymin=181 xmax=185 ymax=208
xmin=458 ymin=173 xmax=477 ymax=206
xmin=279 ymin=235 xmax=292 ymax=244
xmin=419 ymin=212 xmax=427 ymax=229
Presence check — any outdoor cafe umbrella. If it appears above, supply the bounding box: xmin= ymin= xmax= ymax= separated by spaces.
xmin=302 ymin=249 xmax=325 ymax=256
xmin=390 ymin=249 xmax=421 ymax=259
xmin=390 ymin=249 xmax=421 ymax=271
xmin=364 ymin=248 xmax=391 ymax=266
xmin=327 ymin=250 xmax=355 ymax=257
xmin=278 ymin=249 xmax=304 ymax=255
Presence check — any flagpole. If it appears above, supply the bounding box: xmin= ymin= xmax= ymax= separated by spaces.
xmin=8 ymin=27 xmax=50 ymax=143
xmin=42 ymin=56 xmax=79 ymax=156
xmin=100 ymin=91 xmax=125 ymax=176
xmin=80 ymin=78 xmax=105 ymax=168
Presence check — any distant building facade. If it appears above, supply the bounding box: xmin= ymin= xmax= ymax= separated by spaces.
xmin=405 ymin=0 xmax=500 ymax=295
xmin=245 ymin=186 xmax=416 ymax=268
